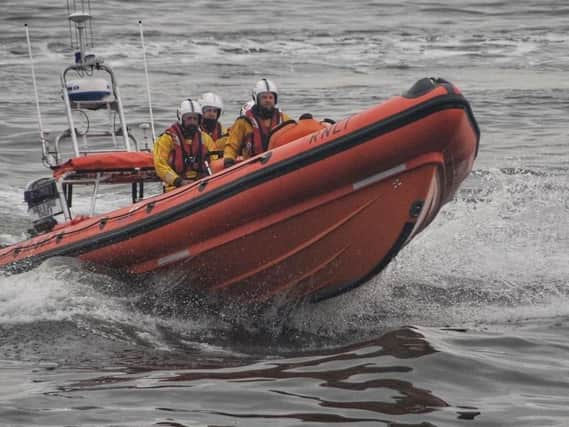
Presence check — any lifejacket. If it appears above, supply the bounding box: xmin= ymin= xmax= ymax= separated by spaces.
xmin=201 ymin=121 xmax=223 ymax=142
xmin=242 ymin=108 xmax=285 ymax=156
xmin=165 ymin=122 xmax=208 ymax=175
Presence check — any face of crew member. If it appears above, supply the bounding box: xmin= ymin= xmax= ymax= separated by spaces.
xmin=182 ymin=113 xmax=200 ymax=128
xmin=258 ymin=92 xmax=276 ymax=109
xmin=202 ymin=107 xmax=220 ymax=120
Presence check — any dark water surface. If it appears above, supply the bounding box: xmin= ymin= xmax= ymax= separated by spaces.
xmin=1 ymin=1 xmax=569 ymax=426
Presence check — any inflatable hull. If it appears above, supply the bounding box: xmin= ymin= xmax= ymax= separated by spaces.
xmin=0 ymin=79 xmax=479 ymax=303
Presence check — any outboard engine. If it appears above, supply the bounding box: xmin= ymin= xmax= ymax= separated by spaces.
xmin=24 ymin=178 xmax=65 ymax=235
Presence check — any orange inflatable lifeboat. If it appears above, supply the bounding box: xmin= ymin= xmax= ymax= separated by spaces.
xmin=0 ymin=78 xmax=480 ymax=304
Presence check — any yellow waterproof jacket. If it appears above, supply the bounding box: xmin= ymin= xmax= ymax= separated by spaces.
xmin=214 ymin=133 xmax=229 ymax=152
xmin=153 ymin=129 xmax=218 ymax=191
xmin=224 ymin=111 xmax=292 ymax=161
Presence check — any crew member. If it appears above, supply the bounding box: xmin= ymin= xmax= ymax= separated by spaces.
xmin=198 ymin=92 xmax=228 ymax=151
xmin=223 ymin=78 xmax=291 ymax=168
xmin=153 ymin=98 xmax=218 ymax=191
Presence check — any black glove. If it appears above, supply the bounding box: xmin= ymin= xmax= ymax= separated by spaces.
xmin=173 ymin=177 xmax=183 ymax=187
xmin=224 ymin=158 xmax=236 ymax=168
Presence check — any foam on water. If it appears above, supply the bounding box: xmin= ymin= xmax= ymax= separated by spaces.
xmin=0 ymin=257 xmax=247 ymax=361
xmin=0 ymin=259 xmax=128 ymax=324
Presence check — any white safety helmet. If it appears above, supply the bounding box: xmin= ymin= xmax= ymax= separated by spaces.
xmin=198 ymin=92 xmax=223 ymax=117
xmin=252 ymin=78 xmax=278 ymax=105
xmin=177 ymin=98 xmax=203 ymax=123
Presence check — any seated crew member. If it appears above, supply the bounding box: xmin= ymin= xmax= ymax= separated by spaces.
xmin=223 ymin=78 xmax=292 ymax=168
xmin=153 ymin=98 xmax=218 ymax=191
xmin=198 ymin=92 xmax=228 ymax=152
